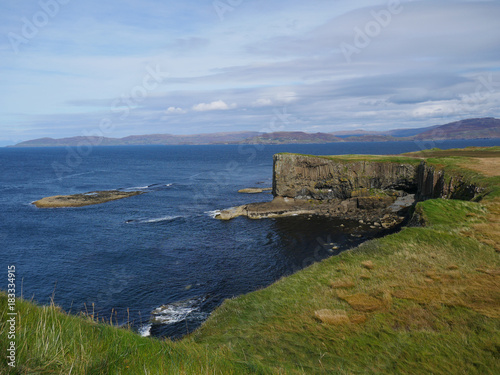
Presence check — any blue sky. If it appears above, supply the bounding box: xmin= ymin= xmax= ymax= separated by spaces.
xmin=1 ymin=0 xmax=499 ymax=145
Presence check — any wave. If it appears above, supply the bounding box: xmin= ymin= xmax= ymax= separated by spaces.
xmin=147 ymin=183 xmax=172 ymax=188
xmin=128 ymin=185 xmax=149 ymax=190
xmin=205 ymin=210 xmax=221 ymax=219
xmin=150 ymin=296 xmax=208 ymax=325
xmin=126 ymin=215 xmax=184 ymax=224
xmin=140 ymin=215 xmax=183 ymax=223
xmin=122 ymin=183 xmax=173 ymax=191
xmin=138 ymin=323 xmax=152 ymax=337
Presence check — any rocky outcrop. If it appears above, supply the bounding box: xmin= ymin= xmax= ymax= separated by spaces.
xmin=273 ymin=154 xmax=484 ymax=202
xmin=33 ymin=190 xmax=144 ymax=208
xmin=238 ymin=188 xmax=273 ymax=194
xmin=272 ymin=154 xmax=418 ymax=200
xmin=416 ymin=163 xmax=484 ymax=201
xmin=216 ymin=153 xmax=485 ymax=221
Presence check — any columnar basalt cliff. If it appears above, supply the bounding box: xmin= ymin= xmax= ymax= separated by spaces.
xmin=272 ymin=154 xmax=418 ymax=200
xmin=415 ymin=163 xmax=484 ymax=201
xmin=216 ymin=153 xmax=485 ymax=222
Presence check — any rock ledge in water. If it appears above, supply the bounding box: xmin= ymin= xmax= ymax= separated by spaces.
xmin=33 ymin=190 xmax=144 ymax=208
xmin=237 ymin=187 xmax=272 ymax=194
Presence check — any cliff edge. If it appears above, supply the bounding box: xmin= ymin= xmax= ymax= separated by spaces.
xmin=216 ymin=153 xmax=486 ymax=224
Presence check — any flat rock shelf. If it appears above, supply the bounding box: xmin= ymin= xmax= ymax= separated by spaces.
xmin=32 ymin=190 xmax=144 ymax=208
xmin=237 ymin=187 xmax=273 ymax=194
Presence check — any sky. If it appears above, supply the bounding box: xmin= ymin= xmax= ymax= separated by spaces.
xmin=1 ymin=0 xmax=500 ymax=146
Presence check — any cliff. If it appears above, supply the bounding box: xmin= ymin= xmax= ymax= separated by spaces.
xmin=273 ymin=154 xmax=418 ymax=200
xmin=217 ymin=153 xmax=486 ymax=222
xmin=273 ymin=153 xmax=484 ymax=201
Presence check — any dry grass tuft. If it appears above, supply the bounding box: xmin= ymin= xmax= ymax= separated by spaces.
xmin=475 ymin=268 xmax=500 ymax=276
xmin=392 ymin=305 xmax=438 ymax=332
xmin=349 ymin=314 xmax=368 ymax=324
xmin=444 ymin=270 xmax=462 ymax=279
xmin=339 ymin=293 xmax=385 ymax=312
xmin=314 ymin=309 xmax=350 ymax=325
xmin=329 ymin=279 xmax=356 ymax=289
xmin=361 ymin=260 xmax=375 ymax=270
xmin=460 ymin=157 xmax=500 ymax=176
xmin=392 ymin=272 xmax=500 ymax=318
xmin=425 ymin=270 xmax=441 ymax=281
xmin=464 ymin=200 xmax=500 ymax=252
xmin=392 ymin=287 xmax=442 ymax=303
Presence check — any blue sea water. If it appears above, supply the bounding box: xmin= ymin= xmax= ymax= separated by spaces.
xmin=1 ymin=139 xmax=499 ymax=338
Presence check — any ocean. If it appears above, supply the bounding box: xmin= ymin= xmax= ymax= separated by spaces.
xmin=1 ymin=139 xmax=499 ymax=338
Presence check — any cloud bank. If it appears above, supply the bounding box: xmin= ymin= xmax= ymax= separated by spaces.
xmin=0 ymin=0 xmax=499 ymax=145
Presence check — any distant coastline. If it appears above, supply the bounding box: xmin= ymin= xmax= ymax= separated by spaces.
xmin=7 ymin=117 xmax=500 ymax=147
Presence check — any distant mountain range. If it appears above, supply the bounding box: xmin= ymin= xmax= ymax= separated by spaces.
xmin=9 ymin=118 xmax=500 ymax=147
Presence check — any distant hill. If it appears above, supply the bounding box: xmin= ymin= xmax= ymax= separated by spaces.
xmin=412 ymin=118 xmax=500 ymax=140
xmin=9 ymin=118 xmax=500 ymax=147
xmin=11 ymin=132 xmax=261 ymax=147
xmin=330 ymin=130 xmax=381 ymax=138
xmin=341 ymin=134 xmax=401 ymax=142
xmin=384 ymin=125 xmax=443 ymax=138
xmin=334 ymin=118 xmax=500 ymax=142
xmin=332 ymin=124 xmax=442 ymax=138
xmin=237 ymin=132 xmax=342 ymax=144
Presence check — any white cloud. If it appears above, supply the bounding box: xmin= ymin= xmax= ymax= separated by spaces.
xmin=412 ymin=103 xmax=457 ymax=118
xmin=165 ymin=107 xmax=187 ymax=114
xmin=253 ymin=98 xmax=273 ymax=107
xmin=192 ymin=100 xmax=237 ymax=112
xmin=276 ymin=91 xmax=298 ymax=103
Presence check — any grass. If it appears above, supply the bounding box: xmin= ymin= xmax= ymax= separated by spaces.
xmin=403 ymin=146 xmax=500 ymax=158
xmin=0 ymin=296 xmax=260 ymax=374
xmin=277 ymin=152 xmax=423 ymax=165
xmin=1 ymin=147 xmax=499 ymax=374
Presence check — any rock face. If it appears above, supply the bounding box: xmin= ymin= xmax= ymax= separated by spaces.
xmin=416 ymin=163 xmax=483 ymax=201
xmin=216 ymin=153 xmax=485 ymax=222
xmin=273 ymin=154 xmax=418 ymax=200
xmin=273 ymin=154 xmax=484 ymax=202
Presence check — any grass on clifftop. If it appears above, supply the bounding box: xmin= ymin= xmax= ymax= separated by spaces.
xmin=0 ymin=296 xmax=257 ymax=374
xmin=277 ymin=152 xmax=422 ymax=165
xmin=1 ymin=147 xmax=499 ymax=374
